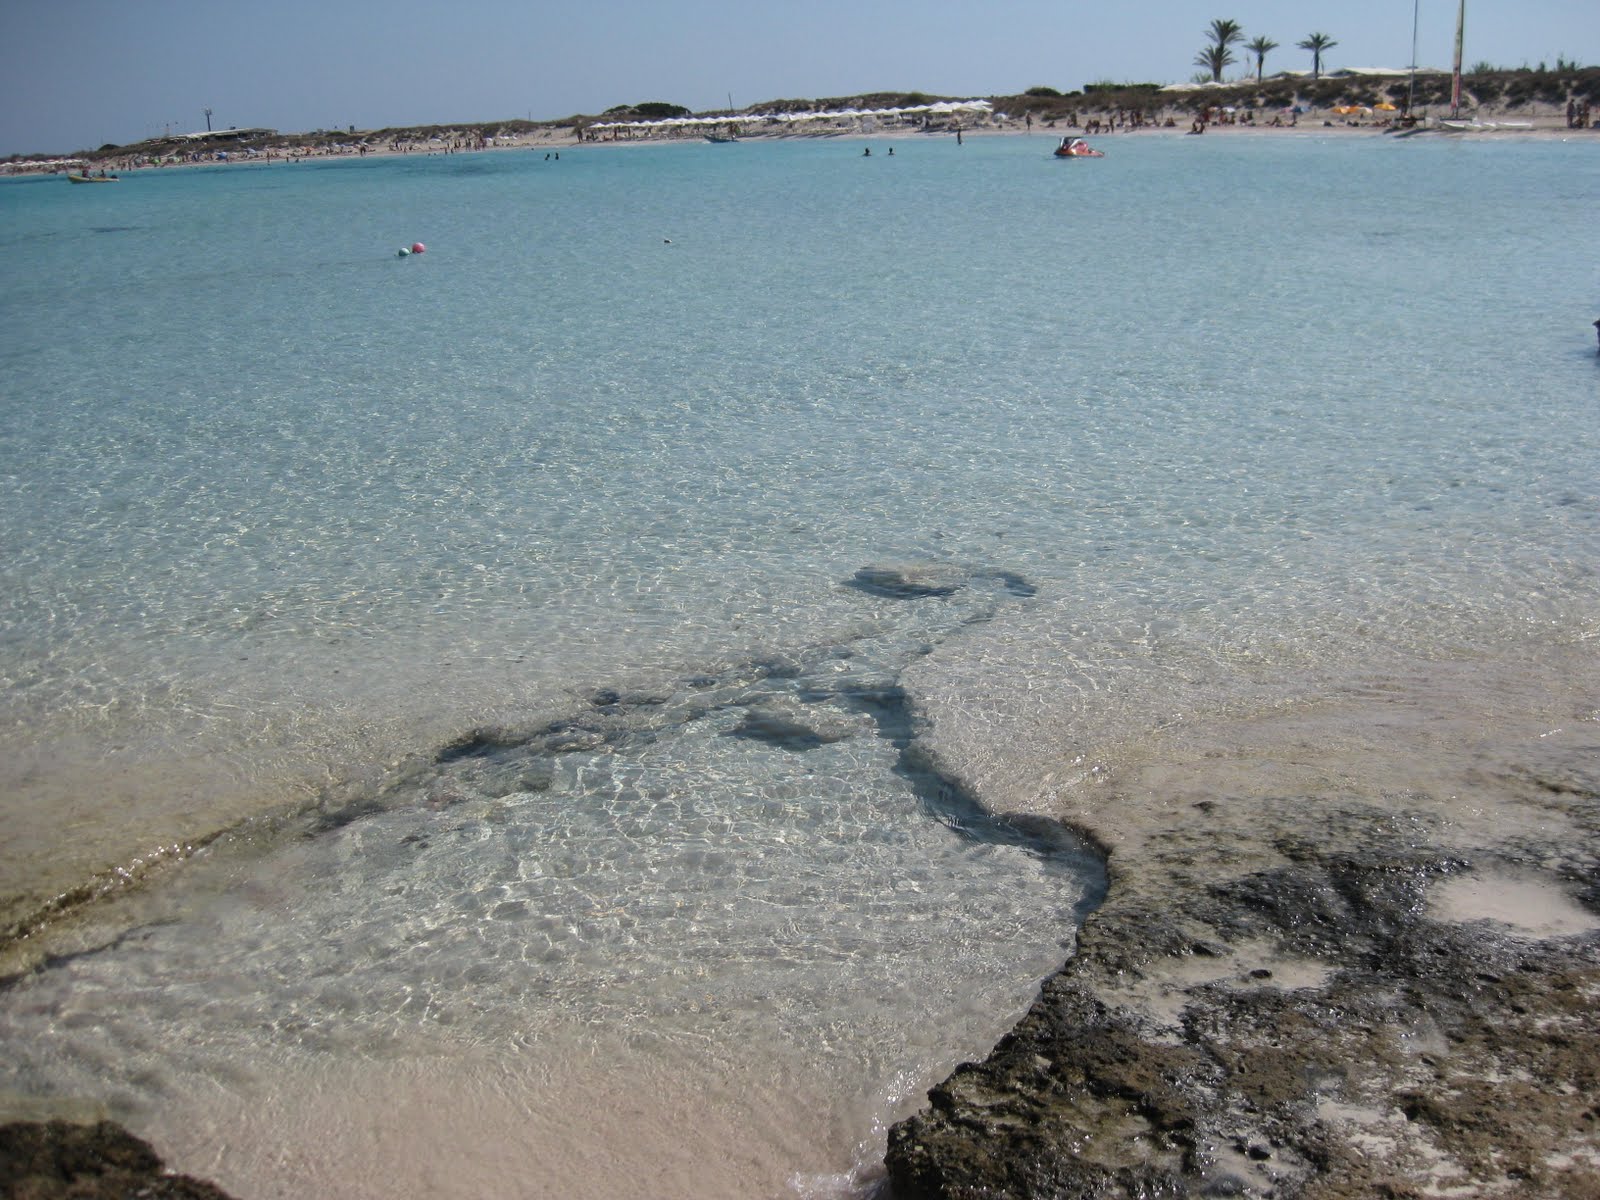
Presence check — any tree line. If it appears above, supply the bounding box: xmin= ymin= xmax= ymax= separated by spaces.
xmin=1195 ymin=18 xmax=1337 ymax=84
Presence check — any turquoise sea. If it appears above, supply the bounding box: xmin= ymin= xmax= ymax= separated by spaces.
xmin=2 ymin=131 xmax=1598 ymax=1198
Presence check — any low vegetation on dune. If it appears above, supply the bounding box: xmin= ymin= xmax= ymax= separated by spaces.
xmin=992 ymin=64 xmax=1600 ymax=121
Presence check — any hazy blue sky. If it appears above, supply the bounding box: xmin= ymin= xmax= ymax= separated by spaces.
xmin=2 ymin=0 xmax=1594 ymax=154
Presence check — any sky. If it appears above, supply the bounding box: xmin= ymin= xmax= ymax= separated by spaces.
xmin=2 ymin=0 xmax=1595 ymax=155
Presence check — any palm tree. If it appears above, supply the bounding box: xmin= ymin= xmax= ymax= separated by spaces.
xmin=1208 ymin=19 xmax=1245 ymax=53
xmin=1197 ymin=18 xmax=1245 ymax=83
xmin=1194 ymin=44 xmax=1237 ymax=84
xmin=1298 ymin=32 xmax=1338 ymax=80
xmin=1246 ymin=35 xmax=1279 ymax=83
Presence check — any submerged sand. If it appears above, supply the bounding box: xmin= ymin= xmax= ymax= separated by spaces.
xmin=9 ymin=638 xmax=1594 ymax=1199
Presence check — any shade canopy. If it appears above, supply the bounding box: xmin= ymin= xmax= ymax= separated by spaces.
xmin=591 ymin=100 xmax=993 ymax=132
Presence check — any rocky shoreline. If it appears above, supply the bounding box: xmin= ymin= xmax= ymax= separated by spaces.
xmin=886 ymin=657 xmax=1600 ymax=1198
xmin=0 ymin=1119 xmax=238 ymax=1199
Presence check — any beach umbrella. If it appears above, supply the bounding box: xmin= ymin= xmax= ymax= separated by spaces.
xmin=1374 ymin=102 xmax=1398 ymax=111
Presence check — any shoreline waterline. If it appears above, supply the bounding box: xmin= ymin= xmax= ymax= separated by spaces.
xmin=8 ymin=100 xmax=1595 ymax=183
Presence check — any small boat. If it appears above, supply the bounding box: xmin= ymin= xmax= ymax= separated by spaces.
xmin=1053 ymin=137 xmax=1104 ymax=158
xmin=1437 ymin=119 xmax=1532 ymax=133
xmin=705 ymin=134 xmax=738 ymax=144
xmin=66 ymin=173 xmax=118 ymax=183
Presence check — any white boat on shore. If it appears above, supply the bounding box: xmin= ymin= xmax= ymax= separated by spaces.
xmin=1438 ymin=119 xmax=1535 ymax=133
xmin=1396 ymin=2 xmax=1538 ymax=137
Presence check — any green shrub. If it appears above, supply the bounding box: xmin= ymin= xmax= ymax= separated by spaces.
xmin=630 ymin=102 xmax=691 ymax=119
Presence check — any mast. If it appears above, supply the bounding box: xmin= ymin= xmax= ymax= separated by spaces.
xmin=1407 ymin=0 xmax=1420 ymax=113
xmin=1450 ymin=0 xmax=1466 ymax=118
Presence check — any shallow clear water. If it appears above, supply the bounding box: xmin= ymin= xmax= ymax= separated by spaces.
xmin=2 ymin=131 xmax=1598 ymax=1197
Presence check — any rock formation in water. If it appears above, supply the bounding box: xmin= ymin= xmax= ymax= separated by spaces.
xmin=0 ymin=1119 xmax=239 ymax=1199
xmin=886 ymin=699 xmax=1600 ymax=1198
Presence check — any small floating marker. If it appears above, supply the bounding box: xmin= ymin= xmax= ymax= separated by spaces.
xmin=411 ymin=242 xmax=426 ymax=254
xmin=663 ymin=238 xmax=672 ymax=244
xmin=397 ymin=247 xmax=410 ymax=257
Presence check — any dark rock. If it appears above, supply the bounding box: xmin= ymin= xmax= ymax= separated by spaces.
xmin=846 ymin=565 xmax=967 ymax=599
xmin=724 ymin=704 xmax=858 ymax=752
xmin=436 ymin=727 xmax=521 ymax=763
xmin=0 ymin=1119 xmax=239 ymax=1198
xmin=845 ymin=563 xmax=1039 ymax=600
xmin=886 ymin=762 xmax=1600 ymax=1198
xmin=987 ymin=569 xmax=1039 ymax=598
